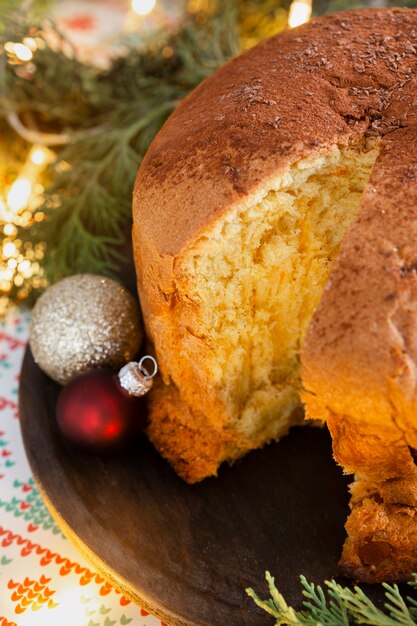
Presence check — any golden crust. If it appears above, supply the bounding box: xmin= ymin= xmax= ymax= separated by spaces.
xmin=134 ymin=7 xmax=417 ymax=580
xmin=147 ymin=380 xmax=251 ymax=483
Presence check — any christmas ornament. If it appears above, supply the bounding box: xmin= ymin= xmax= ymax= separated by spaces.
xmin=56 ymin=356 xmax=157 ymax=453
xmin=30 ymin=274 xmax=143 ymax=384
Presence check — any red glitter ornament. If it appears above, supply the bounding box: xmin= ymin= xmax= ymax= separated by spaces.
xmin=56 ymin=365 xmax=154 ymax=453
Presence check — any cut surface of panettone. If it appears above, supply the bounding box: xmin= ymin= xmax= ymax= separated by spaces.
xmin=145 ymin=141 xmax=379 ymax=483
xmin=133 ymin=8 xmax=417 ymax=581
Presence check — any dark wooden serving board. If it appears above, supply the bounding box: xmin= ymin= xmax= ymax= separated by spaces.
xmin=19 ymin=346 xmax=354 ymax=626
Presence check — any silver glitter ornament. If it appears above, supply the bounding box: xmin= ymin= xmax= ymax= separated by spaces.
xmin=118 ymin=356 xmax=158 ymax=396
xmin=30 ymin=274 xmax=143 ymax=384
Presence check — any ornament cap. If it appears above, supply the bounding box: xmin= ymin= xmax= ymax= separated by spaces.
xmin=118 ymin=356 xmax=158 ymax=397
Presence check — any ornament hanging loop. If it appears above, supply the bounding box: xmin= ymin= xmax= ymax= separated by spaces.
xmin=138 ymin=355 xmax=158 ymax=379
xmin=118 ymin=356 xmax=158 ymax=397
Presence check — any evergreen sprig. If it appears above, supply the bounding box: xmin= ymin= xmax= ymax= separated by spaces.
xmin=0 ymin=3 xmax=241 ymax=297
xmin=3 ymin=0 xmax=416 ymax=306
xmin=247 ymin=572 xmax=417 ymax=626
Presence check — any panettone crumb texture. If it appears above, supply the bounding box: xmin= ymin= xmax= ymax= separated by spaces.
xmin=147 ymin=140 xmax=379 ymax=482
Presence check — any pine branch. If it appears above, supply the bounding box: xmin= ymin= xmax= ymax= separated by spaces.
xmin=247 ymin=572 xmax=417 ymax=626
xmin=31 ymin=107 xmax=177 ymax=282
xmin=246 ymin=572 xmax=307 ymax=625
xmin=301 ymin=576 xmax=349 ymax=625
xmin=325 ymin=580 xmax=406 ymax=626
xmin=0 ymin=5 xmax=240 ymax=290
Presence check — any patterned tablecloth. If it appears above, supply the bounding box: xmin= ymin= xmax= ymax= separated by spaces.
xmin=0 ymin=310 xmax=163 ymax=626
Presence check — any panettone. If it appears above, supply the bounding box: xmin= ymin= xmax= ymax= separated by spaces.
xmin=133 ymin=8 xmax=417 ymax=581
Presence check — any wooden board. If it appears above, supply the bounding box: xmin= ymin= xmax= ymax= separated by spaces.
xmin=19 ymin=346 xmax=353 ymax=626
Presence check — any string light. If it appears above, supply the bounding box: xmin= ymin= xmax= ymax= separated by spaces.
xmin=3 ymin=223 xmax=16 ymax=237
xmin=28 ymin=145 xmax=54 ymax=167
xmin=5 ymin=41 xmax=35 ymax=63
xmin=30 ymin=146 xmax=49 ymax=166
xmin=131 ymin=0 xmax=157 ymax=16
xmin=4 ymin=152 xmax=51 ymax=214
xmin=5 ymin=147 xmax=53 ymax=214
xmin=22 ymin=37 xmax=38 ymax=51
xmin=3 ymin=242 xmax=16 ymax=258
xmin=288 ymin=0 xmax=312 ymax=28
xmin=7 ymin=177 xmax=32 ymax=213
xmin=13 ymin=42 xmax=33 ymax=61
xmin=1 ymin=145 xmax=53 ymax=313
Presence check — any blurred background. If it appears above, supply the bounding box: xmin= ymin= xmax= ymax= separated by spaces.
xmin=1 ymin=0 xmax=416 ymax=315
